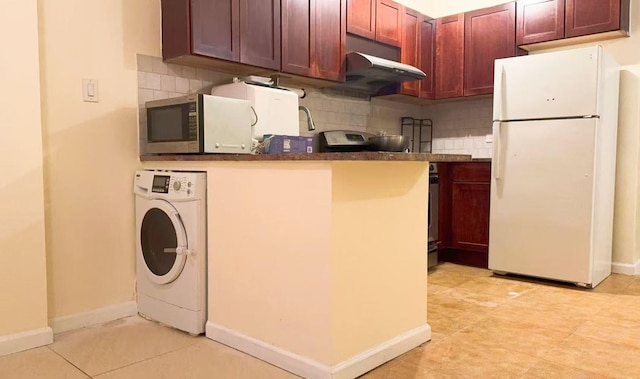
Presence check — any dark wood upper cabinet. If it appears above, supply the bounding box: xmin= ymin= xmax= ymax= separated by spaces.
xmin=162 ymin=0 xmax=280 ymax=71
xmin=419 ymin=16 xmax=436 ymax=100
xmin=565 ymin=0 xmax=629 ymax=38
xmin=282 ymin=0 xmax=346 ymax=82
xmin=517 ymin=0 xmax=630 ymax=48
xmin=516 ymin=0 xmax=565 ymax=45
xmin=464 ymin=3 xmax=516 ymax=96
xmin=314 ymin=0 xmax=347 ymax=81
xmin=435 ymin=14 xmax=464 ymax=99
xmin=347 ymin=0 xmax=376 ymax=39
xmin=400 ymin=8 xmax=419 ymax=96
xmin=375 ymin=0 xmax=403 ymax=47
xmin=239 ymin=0 xmax=281 ymax=70
xmin=189 ymin=0 xmax=239 ymax=61
xmin=281 ymin=0 xmax=313 ymax=77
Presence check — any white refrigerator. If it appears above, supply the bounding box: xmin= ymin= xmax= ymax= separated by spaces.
xmin=488 ymin=46 xmax=620 ymax=288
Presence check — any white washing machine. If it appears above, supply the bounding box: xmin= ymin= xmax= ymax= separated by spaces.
xmin=134 ymin=170 xmax=207 ymax=334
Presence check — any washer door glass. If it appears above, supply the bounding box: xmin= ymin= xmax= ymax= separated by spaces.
xmin=140 ymin=199 xmax=188 ymax=284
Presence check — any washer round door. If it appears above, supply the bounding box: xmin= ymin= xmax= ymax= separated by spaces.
xmin=139 ymin=199 xmax=188 ymax=284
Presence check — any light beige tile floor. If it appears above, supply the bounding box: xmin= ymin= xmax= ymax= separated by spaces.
xmin=2 ymin=263 xmax=640 ymax=378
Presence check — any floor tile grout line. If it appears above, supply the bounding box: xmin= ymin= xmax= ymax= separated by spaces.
xmin=89 ymin=338 xmax=201 ymax=377
xmin=46 ymin=345 xmax=94 ymax=378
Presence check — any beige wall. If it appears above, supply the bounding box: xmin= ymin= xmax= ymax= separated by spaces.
xmin=177 ymin=161 xmax=430 ymax=366
xmin=207 ymin=162 xmax=334 ymax=363
xmin=0 ymin=0 xmax=49 ymax=335
xmin=38 ymin=0 xmax=160 ymax=320
xmin=330 ymin=162 xmax=428 ymax=362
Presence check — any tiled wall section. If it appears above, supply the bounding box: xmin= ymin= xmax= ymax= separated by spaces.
xmin=425 ymin=97 xmax=494 ymax=158
xmin=297 ymin=89 xmax=432 ymax=138
xmin=137 ymin=55 xmax=236 ymax=152
xmin=137 ymin=54 xmax=492 ymax=157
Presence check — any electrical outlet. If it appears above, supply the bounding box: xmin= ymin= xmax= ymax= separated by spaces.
xmin=82 ymin=79 xmax=99 ymax=103
xmin=485 ymin=134 xmax=493 ymax=143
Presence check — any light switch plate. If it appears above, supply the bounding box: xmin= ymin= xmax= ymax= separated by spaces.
xmin=82 ymin=79 xmax=99 ymax=103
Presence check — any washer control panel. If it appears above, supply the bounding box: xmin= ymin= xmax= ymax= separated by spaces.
xmin=167 ymin=175 xmax=194 ymax=196
xmin=152 ymin=175 xmax=171 ymax=193
xmin=135 ymin=170 xmax=205 ymax=200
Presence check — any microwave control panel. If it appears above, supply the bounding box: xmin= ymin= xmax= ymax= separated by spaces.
xmin=188 ymin=102 xmax=197 ymax=140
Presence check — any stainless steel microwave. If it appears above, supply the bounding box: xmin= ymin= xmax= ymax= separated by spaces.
xmin=144 ymin=94 xmax=253 ymax=154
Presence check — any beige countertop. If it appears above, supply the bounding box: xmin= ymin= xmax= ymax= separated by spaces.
xmin=140 ymin=152 xmax=473 ymax=162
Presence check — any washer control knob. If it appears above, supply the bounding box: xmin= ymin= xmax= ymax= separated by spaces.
xmin=187 ymin=182 xmax=192 ymax=188
xmin=187 ymin=189 xmax=191 ymax=195
xmin=173 ymin=181 xmax=181 ymax=191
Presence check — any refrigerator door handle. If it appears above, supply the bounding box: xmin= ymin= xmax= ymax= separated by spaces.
xmin=493 ymin=122 xmax=501 ymax=180
xmin=494 ymin=65 xmax=506 ymax=121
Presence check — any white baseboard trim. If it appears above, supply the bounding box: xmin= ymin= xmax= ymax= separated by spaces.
xmin=206 ymin=322 xmax=431 ymax=379
xmin=49 ymin=301 xmax=138 ymax=334
xmin=330 ymin=324 xmax=431 ymax=379
xmin=611 ymin=260 xmax=640 ymax=275
xmin=0 ymin=327 xmax=53 ymax=357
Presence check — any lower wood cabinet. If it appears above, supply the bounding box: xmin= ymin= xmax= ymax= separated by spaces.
xmin=438 ymin=161 xmax=491 ymax=268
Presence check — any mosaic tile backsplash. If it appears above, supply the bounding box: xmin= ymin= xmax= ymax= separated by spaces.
xmin=137 ymin=54 xmax=493 ymax=158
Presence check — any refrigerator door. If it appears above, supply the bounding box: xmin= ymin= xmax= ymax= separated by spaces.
xmin=493 ymin=46 xmax=602 ymax=121
xmin=489 ymin=118 xmax=597 ymax=285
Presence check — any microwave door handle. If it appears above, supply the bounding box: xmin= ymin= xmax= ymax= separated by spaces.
xmin=250 ymin=106 xmax=258 ymax=127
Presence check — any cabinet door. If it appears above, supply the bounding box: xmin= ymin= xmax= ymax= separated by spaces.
xmin=282 ymin=0 xmax=313 ymax=77
xmin=375 ymin=0 xmax=402 ymax=47
xmin=516 ymin=0 xmax=565 ymax=45
xmin=565 ymin=0 xmax=622 ymax=38
xmin=347 ymin=0 xmax=376 ymax=39
xmin=419 ymin=16 xmax=436 ymax=100
xmin=400 ymin=8 xmax=419 ymax=96
xmin=282 ymin=0 xmax=345 ymax=81
xmin=239 ymin=0 xmax=281 ymax=70
xmin=451 ymin=182 xmax=491 ymax=252
xmin=190 ymin=0 xmax=240 ymax=61
xmin=464 ymin=3 xmax=516 ymax=96
xmin=450 ymin=163 xmax=491 ymax=253
xmin=435 ymin=14 xmax=464 ymax=99
xmin=315 ymin=0 xmax=346 ymax=81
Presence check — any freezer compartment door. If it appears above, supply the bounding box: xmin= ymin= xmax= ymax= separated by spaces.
xmin=493 ymin=46 xmax=601 ymax=121
xmin=489 ymin=119 xmax=597 ymax=284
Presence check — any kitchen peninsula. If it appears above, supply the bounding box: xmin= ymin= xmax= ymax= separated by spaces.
xmin=141 ymin=153 xmax=470 ymax=379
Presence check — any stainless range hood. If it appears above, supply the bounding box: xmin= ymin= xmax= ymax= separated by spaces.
xmin=343 ymin=52 xmax=426 ymax=94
